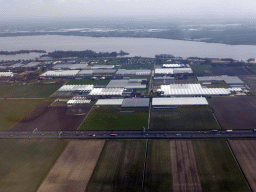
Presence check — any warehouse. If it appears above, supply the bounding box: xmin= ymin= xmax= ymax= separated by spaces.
xmin=93 ymin=69 xmax=117 ymax=75
xmin=152 ymin=97 xmax=208 ymax=108
xmin=116 ymin=69 xmax=151 ymax=77
xmin=41 ymin=70 xmax=80 ymax=77
xmin=89 ymin=88 xmax=124 ymax=96
xmin=107 ymin=79 xmax=147 ymax=89
xmin=121 ymin=98 xmax=150 ymax=108
xmin=157 ymin=84 xmax=231 ymax=96
xmin=96 ymin=99 xmax=124 ymax=105
xmin=155 ymin=68 xmax=174 ymax=75
xmin=154 ymin=77 xmax=175 ymax=85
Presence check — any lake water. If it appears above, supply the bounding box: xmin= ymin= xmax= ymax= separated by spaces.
xmin=1 ymin=35 xmax=256 ymax=61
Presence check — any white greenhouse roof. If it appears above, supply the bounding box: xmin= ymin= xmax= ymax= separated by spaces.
xmin=173 ymin=68 xmax=193 ymax=74
xmin=96 ymin=99 xmax=124 ymax=105
xmin=163 ymin=64 xmax=185 ymax=68
xmin=67 ymin=99 xmax=91 ymax=104
xmin=157 ymin=84 xmax=230 ymax=96
xmin=89 ymin=88 xmax=124 ymax=96
xmin=0 ymin=72 xmax=14 ymax=77
xmin=41 ymin=70 xmax=80 ymax=77
xmin=197 ymin=75 xmax=244 ymax=84
xmin=152 ymin=97 xmax=208 ymax=106
xmin=58 ymin=84 xmax=94 ymax=92
xmin=155 ymin=68 xmax=174 ymax=74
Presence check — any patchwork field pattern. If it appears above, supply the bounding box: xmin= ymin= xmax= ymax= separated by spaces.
xmin=229 ymin=140 xmax=256 ymax=192
xmin=170 ymin=140 xmax=202 ymax=192
xmin=0 ymin=99 xmax=43 ymax=131
xmin=193 ymin=140 xmax=250 ymax=192
xmin=38 ymin=140 xmax=105 ymax=192
xmin=11 ymin=102 xmax=90 ymax=131
xmin=86 ymin=140 xmax=146 ymax=192
xmin=0 ymin=139 xmax=68 ymax=192
xmin=150 ymin=106 xmax=220 ymax=131
xmin=1 ymin=84 xmax=62 ymax=98
xmin=79 ymin=106 xmax=148 ymax=131
xmin=208 ymin=96 xmax=256 ymax=130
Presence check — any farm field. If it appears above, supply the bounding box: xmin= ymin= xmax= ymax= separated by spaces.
xmin=144 ymin=140 xmax=172 ymax=192
xmin=0 ymin=99 xmax=43 ymax=131
xmin=11 ymin=102 xmax=91 ymax=131
xmin=86 ymin=140 xmax=146 ymax=192
xmin=193 ymin=140 xmax=250 ymax=192
xmin=150 ymin=106 xmax=220 ymax=131
xmin=190 ymin=64 xmax=212 ymax=76
xmin=238 ymin=75 xmax=256 ymax=93
xmin=67 ymin=79 xmax=110 ymax=85
xmin=208 ymin=96 xmax=256 ymax=129
xmin=79 ymin=106 xmax=148 ymax=131
xmin=175 ymin=76 xmax=198 ymax=84
xmin=120 ymin=64 xmax=154 ymax=69
xmin=38 ymin=140 xmax=105 ymax=192
xmin=1 ymin=84 xmax=62 ymax=98
xmin=0 ymin=85 xmax=16 ymax=97
xmin=229 ymin=140 xmax=256 ymax=191
xmin=170 ymin=140 xmax=202 ymax=192
xmin=0 ymin=139 xmax=68 ymax=192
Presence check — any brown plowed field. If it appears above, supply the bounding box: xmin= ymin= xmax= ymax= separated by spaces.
xmin=229 ymin=140 xmax=256 ymax=191
xmin=238 ymin=75 xmax=256 ymax=93
xmin=170 ymin=140 xmax=202 ymax=192
xmin=208 ymin=96 xmax=256 ymax=130
xmin=11 ymin=102 xmax=91 ymax=131
xmin=37 ymin=140 xmax=105 ymax=192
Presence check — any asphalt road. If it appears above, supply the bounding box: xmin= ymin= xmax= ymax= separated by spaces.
xmin=1 ymin=130 xmax=256 ymax=139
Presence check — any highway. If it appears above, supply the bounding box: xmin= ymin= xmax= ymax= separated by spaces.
xmin=1 ymin=130 xmax=256 ymax=139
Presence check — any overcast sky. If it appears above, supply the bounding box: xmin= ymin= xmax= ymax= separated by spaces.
xmin=1 ymin=0 xmax=256 ymax=19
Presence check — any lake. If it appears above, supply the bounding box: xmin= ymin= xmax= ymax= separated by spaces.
xmin=1 ymin=35 xmax=256 ymax=61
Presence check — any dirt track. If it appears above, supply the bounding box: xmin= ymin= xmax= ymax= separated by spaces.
xmin=229 ymin=140 xmax=256 ymax=191
xmin=170 ymin=140 xmax=202 ymax=192
xmin=37 ymin=140 xmax=105 ymax=192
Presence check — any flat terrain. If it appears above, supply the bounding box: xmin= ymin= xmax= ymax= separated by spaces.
xmin=0 ymin=85 xmax=16 ymax=97
xmin=238 ymin=75 xmax=256 ymax=93
xmin=79 ymin=106 xmax=148 ymax=131
xmin=120 ymin=64 xmax=154 ymax=69
xmin=144 ymin=140 xmax=172 ymax=192
xmin=150 ymin=106 xmax=220 ymax=131
xmin=86 ymin=140 xmax=146 ymax=192
xmin=170 ymin=140 xmax=202 ymax=192
xmin=0 ymin=139 xmax=68 ymax=192
xmin=190 ymin=64 xmax=213 ymax=76
xmin=229 ymin=140 xmax=256 ymax=191
xmin=193 ymin=140 xmax=250 ymax=192
xmin=38 ymin=140 xmax=105 ymax=192
xmin=1 ymin=84 xmax=62 ymax=98
xmin=67 ymin=79 xmax=110 ymax=85
xmin=11 ymin=102 xmax=90 ymax=131
xmin=208 ymin=96 xmax=256 ymax=130
xmin=0 ymin=99 xmax=43 ymax=131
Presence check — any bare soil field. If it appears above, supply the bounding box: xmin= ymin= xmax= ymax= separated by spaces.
xmin=193 ymin=140 xmax=250 ymax=192
xmin=238 ymin=75 xmax=256 ymax=93
xmin=144 ymin=140 xmax=172 ymax=192
xmin=208 ymin=96 xmax=256 ymax=129
xmin=209 ymin=65 xmax=255 ymax=76
xmin=229 ymin=140 xmax=256 ymax=191
xmin=86 ymin=140 xmax=146 ymax=192
xmin=38 ymin=140 xmax=105 ymax=192
xmin=170 ymin=140 xmax=202 ymax=192
xmin=150 ymin=106 xmax=220 ymax=131
xmin=11 ymin=102 xmax=91 ymax=131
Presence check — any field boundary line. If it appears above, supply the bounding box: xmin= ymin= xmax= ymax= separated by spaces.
xmin=148 ymin=99 xmax=152 ymax=130
xmin=35 ymin=140 xmax=70 ymax=192
xmin=226 ymin=140 xmax=253 ymax=192
xmin=212 ymin=111 xmax=222 ymax=130
xmin=142 ymin=139 xmax=148 ymax=191
xmin=8 ymin=100 xmax=48 ymax=131
xmin=77 ymin=105 xmax=94 ymax=130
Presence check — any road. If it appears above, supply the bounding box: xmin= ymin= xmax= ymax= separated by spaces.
xmin=1 ymin=130 xmax=256 ymax=139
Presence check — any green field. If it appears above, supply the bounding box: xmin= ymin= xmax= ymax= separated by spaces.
xmin=250 ymin=65 xmax=256 ymax=72
xmin=0 ymin=139 xmax=68 ymax=192
xmin=0 ymin=85 xmax=16 ymax=97
xmin=193 ymin=140 xmax=250 ymax=192
xmin=150 ymin=106 xmax=220 ymax=131
xmin=67 ymin=79 xmax=110 ymax=85
xmin=86 ymin=140 xmax=146 ymax=192
xmin=0 ymin=99 xmax=43 ymax=130
xmin=2 ymin=84 xmax=62 ymax=98
xmin=144 ymin=140 xmax=172 ymax=192
xmin=120 ymin=64 xmax=154 ymax=69
xmin=79 ymin=106 xmax=148 ymax=131
xmin=190 ymin=64 xmax=212 ymax=76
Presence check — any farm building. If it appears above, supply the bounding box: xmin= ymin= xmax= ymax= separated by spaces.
xmin=152 ymin=97 xmax=208 ymax=108
xmin=96 ymin=99 xmax=124 ymax=105
xmin=76 ymin=70 xmax=94 ymax=76
xmin=10 ymin=63 xmax=24 ymax=68
xmin=121 ymin=98 xmax=150 ymax=108
xmin=157 ymin=84 xmax=230 ymax=96
xmin=174 ymin=68 xmax=193 ymax=74
xmin=106 ymin=79 xmax=147 ymax=89
xmin=197 ymin=75 xmax=244 ymax=85
xmin=154 ymin=77 xmax=175 ymax=85
xmin=58 ymin=85 xmax=94 ymax=92
xmin=116 ymin=69 xmax=151 ymax=77
xmin=155 ymin=68 xmax=174 ymax=75
xmin=90 ymin=65 xmax=115 ymax=69
xmin=92 ymin=69 xmax=117 ymax=75
xmin=0 ymin=72 xmax=14 ymax=77
xmin=23 ymin=62 xmax=40 ymax=68
xmin=89 ymin=88 xmax=124 ymax=96
xmin=53 ymin=64 xmax=88 ymax=70
xmin=163 ymin=64 xmax=185 ymax=68
xmin=67 ymin=97 xmax=91 ymax=105
xmin=41 ymin=70 xmax=80 ymax=77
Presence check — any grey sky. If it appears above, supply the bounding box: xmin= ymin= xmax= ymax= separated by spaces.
xmin=1 ymin=0 xmax=256 ymax=19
